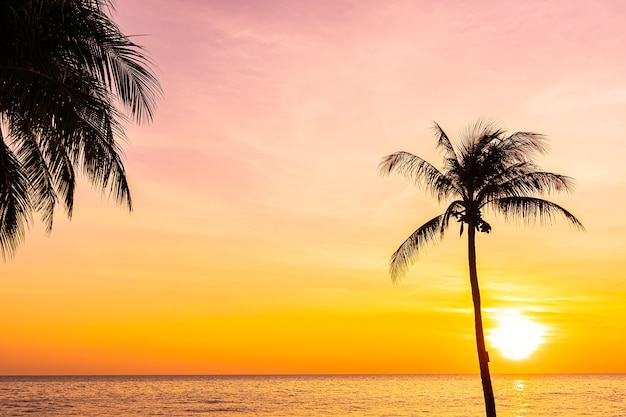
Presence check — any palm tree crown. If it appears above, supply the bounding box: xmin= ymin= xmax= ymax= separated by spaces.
xmin=380 ymin=120 xmax=584 ymax=281
xmin=0 ymin=0 xmax=162 ymax=258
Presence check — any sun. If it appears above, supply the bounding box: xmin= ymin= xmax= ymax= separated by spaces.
xmin=488 ymin=309 xmax=547 ymax=360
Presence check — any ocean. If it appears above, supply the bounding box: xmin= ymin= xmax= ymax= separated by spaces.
xmin=0 ymin=374 xmax=624 ymax=416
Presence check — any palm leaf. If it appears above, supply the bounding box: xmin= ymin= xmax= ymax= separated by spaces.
xmin=490 ymin=197 xmax=585 ymax=230
xmin=432 ymin=122 xmax=456 ymax=160
xmin=0 ymin=135 xmax=31 ymax=259
xmin=0 ymin=0 xmax=151 ymax=255
xmin=78 ymin=7 xmax=162 ymax=123
xmin=389 ymin=214 xmax=446 ymax=282
xmin=45 ymin=141 xmax=76 ymax=217
xmin=495 ymin=131 xmax=548 ymax=162
xmin=478 ymin=171 xmax=576 ymax=205
xmin=6 ymin=119 xmax=57 ymax=232
xmin=440 ymin=200 xmax=464 ymax=234
xmin=379 ymin=152 xmax=457 ymax=201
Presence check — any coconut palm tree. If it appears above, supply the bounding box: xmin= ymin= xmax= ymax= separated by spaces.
xmin=379 ymin=120 xmax=584 ymax=417
xmin=0 ymin=0 xmax=161 ymax=258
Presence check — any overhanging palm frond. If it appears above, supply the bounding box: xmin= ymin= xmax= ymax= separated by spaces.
xmin=389 ymin=214 xmax=446 ymax=282
xmin=17 ymin=0 xmax=162 ymax=125
xmin=92 ymin=4 xmax=161 ymax=122
xmin=43 ymin=140 xmax=76 ymax=217
xmin=79 ymin=7 xmax=162 ymax=123
xmin=0 ymin=0 xmax=160 ymax=256
xmin=490 ymin=197 xmax=585 ymax=231
xmin=81 ymin=138 xmax=132 ymax=210
xmin=103 ymin=36 xmax=162 ymax=123
xmin=6 ymin=120 xmax=56 ymax=233
xmin=0 ymin=136 xmax=31 ymax=258
xmin=56 ymin=101 xmax=132 ymax=210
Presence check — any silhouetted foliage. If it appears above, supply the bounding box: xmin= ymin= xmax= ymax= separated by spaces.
xmin=380 ymin=120 xmax=583 ymax=417
xmin=0 ymin=0 xmax=162 ymax=258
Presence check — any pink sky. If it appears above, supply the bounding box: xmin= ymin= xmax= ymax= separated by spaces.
xmin=2 ymin=0 xmax=626 ymax=374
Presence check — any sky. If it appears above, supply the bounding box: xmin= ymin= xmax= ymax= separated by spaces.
xmin=2 ymin=0 xmax=626 ymax=375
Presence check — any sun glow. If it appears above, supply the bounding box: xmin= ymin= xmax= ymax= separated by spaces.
xmin=489 ymin=310 xmax=547 ymax=360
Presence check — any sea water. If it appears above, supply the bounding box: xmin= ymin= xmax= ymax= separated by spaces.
xmin=0 ymin=374 xmax=624 ymax=416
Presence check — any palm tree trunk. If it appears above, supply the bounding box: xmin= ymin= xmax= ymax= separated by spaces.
xmin=468 ymin=224 xmax=496 ymax=417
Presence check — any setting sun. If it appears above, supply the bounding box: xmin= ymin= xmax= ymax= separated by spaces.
xmin=489 ymin=310 xmax=547 ymax=360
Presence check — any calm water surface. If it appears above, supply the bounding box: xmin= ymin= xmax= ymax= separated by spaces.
xmin=0 ymin=374 xmax=624 ymax=416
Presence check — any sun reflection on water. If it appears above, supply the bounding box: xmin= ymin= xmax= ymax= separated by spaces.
xmin=511 ymin=378 xmax=529 ymax=417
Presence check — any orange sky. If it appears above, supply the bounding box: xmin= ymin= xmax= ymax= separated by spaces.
xmin=2 ymin=0 xmax=626 ymax=375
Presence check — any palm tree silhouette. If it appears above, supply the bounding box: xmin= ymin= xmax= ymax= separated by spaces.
xmin=0 ymin=0 xmax=161 ymax=258
xmin=380 ymin=120 xmax=584 ymax=417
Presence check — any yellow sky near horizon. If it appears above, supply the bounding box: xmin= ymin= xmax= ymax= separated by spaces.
xmin=1 ymin=0 xmax=626 ymax=375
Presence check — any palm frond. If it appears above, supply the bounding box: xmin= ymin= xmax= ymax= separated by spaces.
xmin=0 ymin=133 xmax=31 ymax=259
xmin=503 ymin=131 xmax=548 ymax=155
xmin=0 ymin=0 xmax=157 ymax=256
xmin=459 ymin=119 xmax=502 ymax=155
xmin=440 ymin=200 xmax=464 ymax=234
xmin=475 ymin=161 xmax=534 ymax=193
xmin=389 ymin=214 xmax=446 ymax=282
xmin=103 ymin=36 xmax=162 ymax=123
xmin=0 ymin=67 xmax=124 ymax=146
xmin=490 ymin=132 xmax=548 ymax=165
xmin=7 ymin=119 xmax=57 ymax=233
xmin=77 ymin=5 xmax=162 ymax=123
xmin=432 ymin=122 xmax=456 ymax=159
xmin=379 ymin=151 xmax=457 ymax=201
xmin=478 ymin=171 xmax=576 ymax=206
xmin=38 ymin=132 xmax=76 ymax=217
xmin=59 ymin=108 xmax=132 ymax=210
xmin=82 ymin=139 xmax=132 ymax=210
xmin=490 ymin=197 xmax=585 ymax=231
